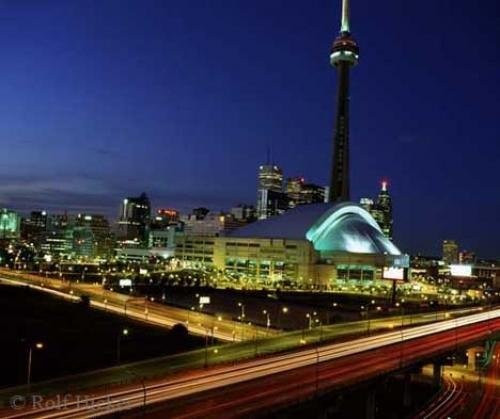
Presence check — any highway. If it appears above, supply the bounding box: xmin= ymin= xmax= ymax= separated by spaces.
xmin=0 ymin=271 xmax=274 ymax=342
xmin=415 ymin=372 xmax=466 ymax=419
xmin=0 ymin=269 xmax=487 ymax=346
xmin=2 ymin=307 xmax=499 ymax=418
xmin=0 ymin=272 xmax=493 ymax=404
xmin=473 ymin=343 xmax=500 ymax=418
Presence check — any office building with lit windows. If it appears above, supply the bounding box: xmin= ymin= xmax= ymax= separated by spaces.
xmin=116 ymin=192 xmax=151 ymax=243
xmin=286 ymin=177 xmax=326 ymax=208
xmin=258 ymin=165 xmax=283 ymax=192
xmin=442 ymin=240 xmax=459 ymax=265
xmin=0 ymin=209 xmax=21 ymax=240
xmin=176 ymin=203 xmax=408 ymax=288
xmin=359 ymin=181 xmax=393 ymax=240
xmin=74 ymin=213 xmax=112 ymax=258
xmin=256 ymin=165 xmax=288 ymax=220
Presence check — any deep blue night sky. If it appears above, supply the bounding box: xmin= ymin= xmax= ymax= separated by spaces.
xmin=0 ymin=0 xmax=498 ymax=257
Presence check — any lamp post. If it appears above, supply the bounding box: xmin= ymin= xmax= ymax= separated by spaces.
xmin=396 ymin=301 xmax=404 ymax=329
xmin=315 ymin=346 xmax=320 ymax=395
xmin=399 ymin=327 xmax=405 ymax=368
xmin=262 ymin=310 xmax=270 ymax=336
xmin=27 ymin=342 xmax=44 ymax=385
xmin=204 ymin=328 xmax=210 ymax=368
xmin=238 ymin=302 xmax=245 ymax=320
xmin=278 ymin=306 xmax=288 ymax=330
xmin=237 ymin=302 xmax=246 ymax=341
xmin=361 ymin=305 xmax=370 ymax=335
xmin=126 ymin=369 xmax=147 ymax=411
xmin=116 ymin=328 xmax=129 ymax=364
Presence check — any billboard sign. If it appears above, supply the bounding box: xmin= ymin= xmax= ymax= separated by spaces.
xmin=383 ymin=267 xmax=405 ymax=280
xmin=450 ymin=264 xmax=473 ymax=277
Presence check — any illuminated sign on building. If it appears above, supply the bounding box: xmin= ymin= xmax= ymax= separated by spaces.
xmin=383 ymin=267 xmax=405 ymax=280
xmin=119 ymin=279 xmax=133 ymax=287
xmin=450 ymin=264 xmax=473 ymax=277
xmin=199 ymin=296 xmax=211 ymax=305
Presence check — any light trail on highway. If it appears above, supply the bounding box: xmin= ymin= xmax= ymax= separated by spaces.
xmin=416 ymin=373 xmax=465 ymax=419
xmin=2 ymin=306 xmax=500 ymax=419
xmin=473 ymin=343 xmax=500 ymax=418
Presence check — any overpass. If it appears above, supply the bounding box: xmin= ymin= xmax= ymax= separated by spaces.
xmin=2 ymin=306 xmax=499 ymax=418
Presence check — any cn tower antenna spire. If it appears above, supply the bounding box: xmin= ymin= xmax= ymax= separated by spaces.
xmin=341 ymin=0 xmax=350 ymax=33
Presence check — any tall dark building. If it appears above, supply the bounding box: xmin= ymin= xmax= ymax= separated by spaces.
xmin=359 ymin=180 xmax=393 ymax=241
xmin=256 ymin=164 xmax=287 ymax=219
xmin=21 ymin=210 xmax=48 ymax=243
xmin=117 ymin=193 xmax=151 ymax=243
xmin=329 ymin=0 xmax=359 ymax=202
xmin=375 ymin=180 xmax=393 ymax=240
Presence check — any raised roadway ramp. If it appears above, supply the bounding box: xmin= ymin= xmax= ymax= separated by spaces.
xmin=1 ymin=307 xmax=499 ymax=418
xmin=0 ymin=269 xmax=273 ymax=342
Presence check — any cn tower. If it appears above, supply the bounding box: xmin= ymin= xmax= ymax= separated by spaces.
xmin=328 ymin=0 xmax=359 ymax=202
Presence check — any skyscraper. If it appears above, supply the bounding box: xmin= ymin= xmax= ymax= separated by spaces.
xmin=256 ymin=164 xmax=287 ymax=219
xmin=359 ymin=180 xmax=393 ymax=240
xmin=329 ymin=0 xmax=359 ymax=202
xmin=75 ymin=213 xmax=112 ymax=257
xmin=117 ymin=193 xmax=151 ymax=243
xmin=375 ymin=180 xmax=393 ymax=240
xmin=258 ymin=165 xmax=283 ymax=192
xmin=442 ymin=240 xmax=459 ymax=265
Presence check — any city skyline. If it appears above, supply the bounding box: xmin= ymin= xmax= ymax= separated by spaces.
xmin=0 ymin=0 xmax=498 ymax=257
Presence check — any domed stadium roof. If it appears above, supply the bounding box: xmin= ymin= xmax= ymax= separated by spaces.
xmin=305 ymin=203 xmax=400 ymax=255
xmin=228 ymin=202 xmax=401 ymax=256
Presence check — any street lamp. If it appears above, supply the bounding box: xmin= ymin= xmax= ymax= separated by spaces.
xmin=126 ymin=369 xmax=147 ymax=410
xmin=203 ymin=327 xmax=212 ymax=368
xmin=306 ymin=313 xmax=312 ymax=330
xmin=361 ymin=305 xmax=371 ymax=335
xmin=238 ymin=302 xmax=245 ymax=320
xmin=262 ymin=310 xmax=270 ymax=336
xmin=117 ymin=328 xmax=129 ymax=364
xmin=277 ymin=306 xmax=288 ymax=330
xmin=27 ymin=342 xmax=44 ymax=385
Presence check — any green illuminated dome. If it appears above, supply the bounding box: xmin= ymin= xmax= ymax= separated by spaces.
xmin=306 ymin=203 xmax=399 ymax=255
xmin=229 ymin=203 xmax=401 ymax=256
